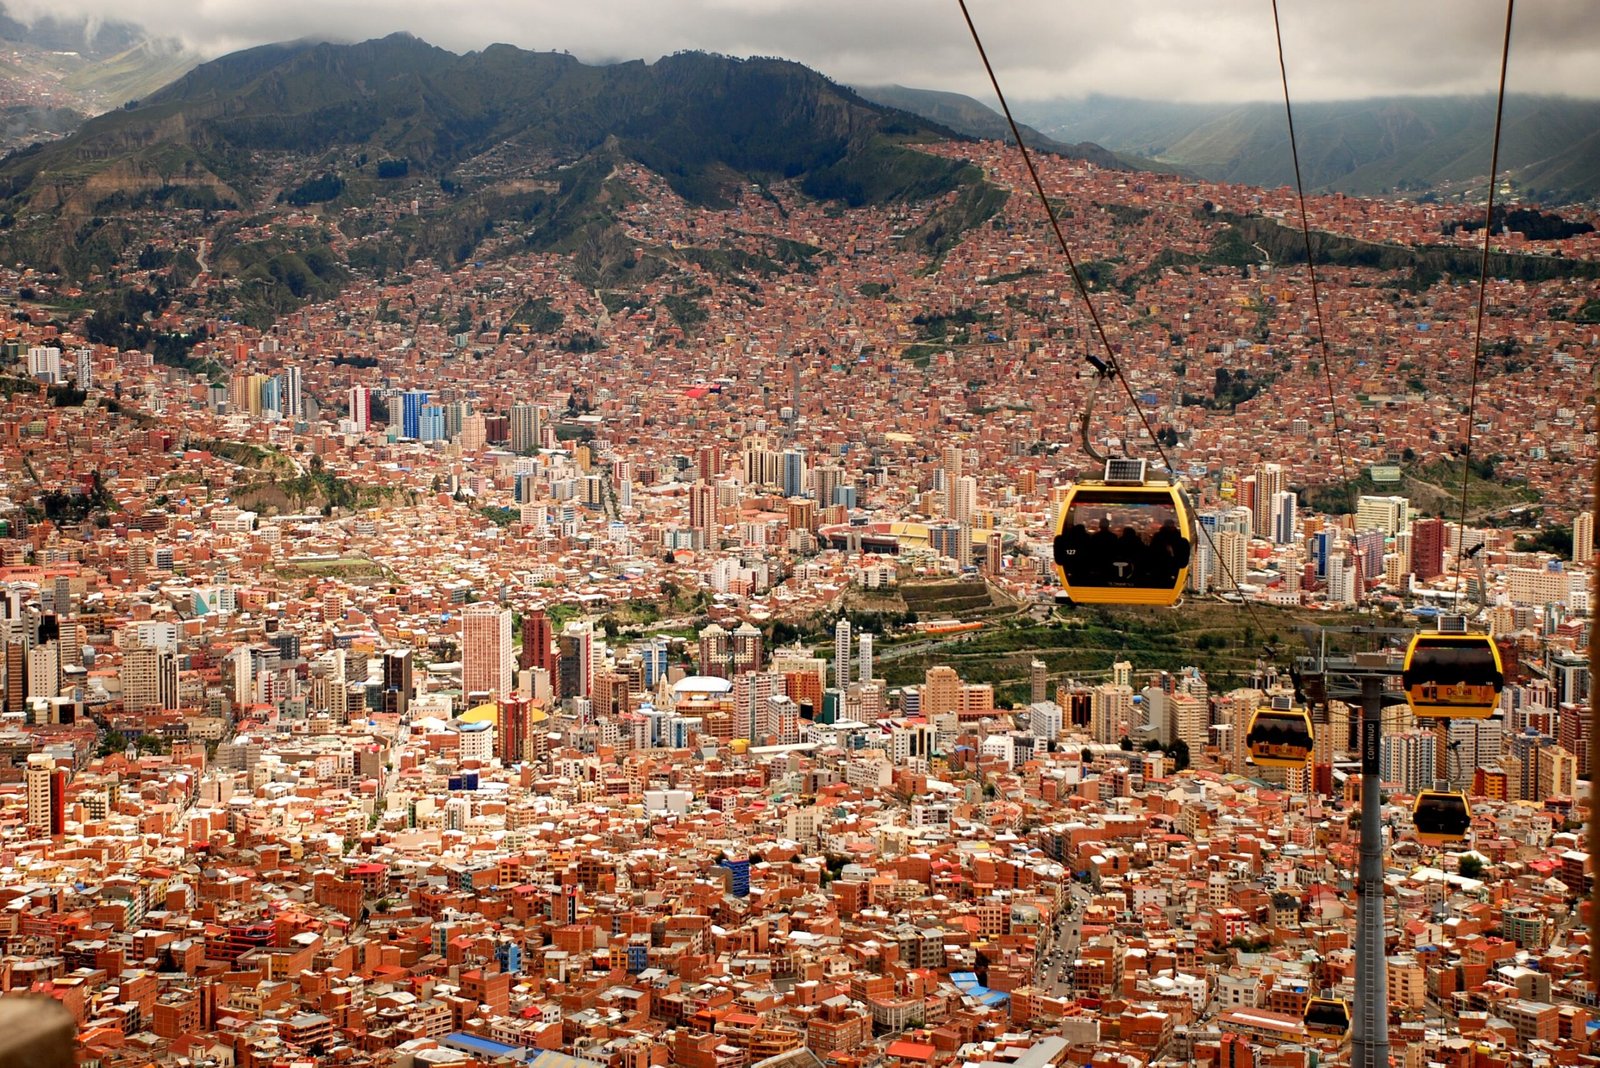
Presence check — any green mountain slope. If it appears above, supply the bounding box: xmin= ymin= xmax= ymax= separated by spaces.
xmin=0 ymin=35 xmax=1002 ymax=291
xmin=60 ymin=39 xmax=199 ymax=107
xmin=4 ymin=34 xmax=971 ymax=203
xmin=0 ymin=3 xmax=198 ymax=113
xmin=1020 ymin=94 xmax=1600 ymax=202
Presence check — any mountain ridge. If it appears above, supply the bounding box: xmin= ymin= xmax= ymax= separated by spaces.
xmin=0 ymin=34 xmax=1007 ymax=308
xmin=1018 ymin=93 xmax=1600 ymax=203
xmin=851 ymin=83 xmax=1139 ymax=171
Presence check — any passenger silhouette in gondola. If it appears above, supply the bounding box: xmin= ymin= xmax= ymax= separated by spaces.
xmin=1114 ymin=524 xmax=1144 ymax=584
xmin=1088 ymin=517 xmax=1118 ymax=584
xmin=1150 ymin=518 xmax=1190 ymax=584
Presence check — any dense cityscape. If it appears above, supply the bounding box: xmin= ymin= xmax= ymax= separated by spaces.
xmin=0 ymin=11 xmax=1594 ymax=1068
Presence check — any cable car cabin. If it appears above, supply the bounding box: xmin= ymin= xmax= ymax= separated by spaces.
xmin=1402 ymin=632 xmax=1504 ymax=719
xmin=1052 ymin=460 xmax=1192 ymax=607
xmin=1303 ymin=998 xmax=1351 ymax=1037
xmin=1413 ymin=790 xmax=1471 ymax=846
xmin=1245 ymin=704 xmax=1313 ymax=768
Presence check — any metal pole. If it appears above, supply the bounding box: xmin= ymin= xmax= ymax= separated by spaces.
xmin=1351 ymin=673 xmax=1389 ymax=1068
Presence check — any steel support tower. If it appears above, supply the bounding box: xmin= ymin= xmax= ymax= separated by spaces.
xmin=1300 ymin=641 xmax=1406 ymax=1068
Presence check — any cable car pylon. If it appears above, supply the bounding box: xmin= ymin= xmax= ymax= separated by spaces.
xmin=1297 ymin=638 xmax=1398 ymax=1068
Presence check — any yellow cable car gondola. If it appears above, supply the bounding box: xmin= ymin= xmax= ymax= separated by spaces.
xmin=1052 ymin=459 xmax=1193 ymax=607
xmin=1245 ymin=700 xmax=1314 ymax=768
xmin=1303 ymin=997 xmax=1351 ymax=1037
xmin=1413 ymin=789 xmax=1471 ymax=846
xmin=1402 ymin=632 xmax=1504 ymax=719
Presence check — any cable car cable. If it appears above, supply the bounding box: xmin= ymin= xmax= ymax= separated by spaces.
xmin=1450 ymin=0 xmax=1516 ymax=597
xmin=1269 ymin=0 xmax=1354 ymax=493
xmin=957 ymin=1 xmax=1271 ymax=632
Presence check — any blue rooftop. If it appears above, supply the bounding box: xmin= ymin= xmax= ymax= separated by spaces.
xmin=443 ymin=1033 xmax=523 ymax=1057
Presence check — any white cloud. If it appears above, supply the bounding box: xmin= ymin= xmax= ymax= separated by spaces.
xmin=7 ymin=0 xmax=1598 ymax=103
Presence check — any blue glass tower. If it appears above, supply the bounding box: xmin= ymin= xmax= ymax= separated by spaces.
xmin=781 ymin=448 xmax=807 ymax=498
xmin=419 ymin=404 xmax=447 ymax=442
xmin=401 ymin=390 xmax=430 ymax=439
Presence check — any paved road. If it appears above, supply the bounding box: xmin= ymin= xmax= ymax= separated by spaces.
xmin=1033 ymin=884 xmax=1087 ymax=996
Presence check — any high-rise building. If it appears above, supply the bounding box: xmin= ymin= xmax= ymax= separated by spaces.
xmin=1172 ymin=692 xmax=1208 ymax=753
xmin=460 ymin=412 xmax=487 ymax=452
xmin=1411 ymin=518 xmax=1446 ymax=580
xmin=985 ymin=530 xmax=1004 ymax=575
xmin=1189 ymin=513 xmax=1219 ymax=593
xmin=1215 ymin=530 xmax=1250 ymax=592
xmin=1575 ymin=512 xmax=1594 ymax=565
xmin=121 ymin=644 xmax=178 ymax=712
xmin=699 ymin=623 xmax=731 ymax=678
xmin=928 ymin=521 xmax=964 ymax=564
xmin=833 ymin=619 xmax=852 ymax=689
xmin=443 ymin=400 xmax=469 ymax=440
xmin=401 ymin=389 xmax=430 ymax=440
xmin=922 ymin=666 xmax=961 ymax=718
xmin=1030 ymin=660 xmax=1049 ymax=705
xmin=735 ymin=672 xmax=782 ymax=739
xmin=310 ymin=650 xmax=349 ymax=723
xmin=1327 ymin=553 xmax=1360 ymax=605
xmin=1351 ymin=530 xmax=1385 ymax=583
xmin=733 ymin=623 xmax=764 ymax=674
xmin=697 ymin=445 xmax=722 ymax=482
xmin=592 ymin=670 xmax=632 ymax=718
xmin=812 ymin=465 xmax=844 ymax=510
xmin=689 ymin=481 xmax=717 ymax=549
xmin=278 ymin=366 xmax=304 ymax=418
xmin=383 ymin=650 xmax=413 ymax=716
xmin=858 ymin=633 xmax=874 ymax=686
xmin=1253 ymin=463 xmax=1284 ymax=539
xmin=348 ymin=386 xmax=372 ymax=431
xmin=1236 ymin=475 xmax=1258 ymax=534
xmin=1091 ymin=682 xmax=1134 ymax=745
xmin=1382 ymin=730 xmax=1437 ymax=794
xmin=259 ymin=374 xmax=282 ymax=416
xmin=461 ymin=603 xmax=513 ymax=700
xmin=25 ymin=754 xmax=63 ymax=835
xmin=952 ymin=475 xmax=978 ymax=526
xmin=941 ymin=445 xmax=964 ymax=510
xmin=519 ymin=609 xmax=554 ymax=675
xmin=1029 ymin=700 xmax=1063 ymax=743
xmin=27 ymin=642 xmax=59 ymax=701
xmin=560 ymin=622 xmax=594 ymax=699
xmin=1271 ymin=490 xmax=1298 ymax=545
xmin=227 ymin=371 xmax=273 ymax=416
xmin=1449 ymin=717 xmax=1503 ymax=788
xmin=1356 ymin=495 xmax=1410 ymax=536
xmin=510 ymin=403 xmax=542 ymax=454
xmin=640 ymin=638 xmax=670 ymax=688
xmin=494 ymin=695 xmax=531 ymax=763
xmin=781 ymin=448 xmax=809 ymax=499
xmin=419 ymin=404 xmax=447 ymax=442
xmin=5 ymin=639 xmax=27 ymax=714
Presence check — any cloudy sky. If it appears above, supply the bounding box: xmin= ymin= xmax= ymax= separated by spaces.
xmin=11 ymin=0 xmax=1600 ymax=103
